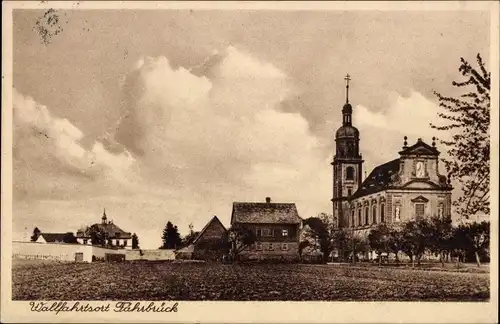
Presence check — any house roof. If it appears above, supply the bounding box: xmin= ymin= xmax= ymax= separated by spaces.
xmin=231 ymin=201 xmax=302 ymax=225
xmin=76 ymin=222 xmax=132 ymax=239
xmin=193 ymin=215 xmax=227 ymax=244
xmin=350 ymin=158 xmax=401 ymax=199
xmin=39 ymin=233 xmax=72 ymax=243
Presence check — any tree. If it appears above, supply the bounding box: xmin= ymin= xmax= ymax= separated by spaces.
xmin=227 ymin=224 xmax=256 ymax=260
xmin=454 ymin=221 xmax=490 ymax=267
xmin=87 ymin=224 xmax=106 ymax=246
xmin=428 ymin=216 xmax=455 ymax=266
xmin=368 ymin=223 xmax=392 ymax=266
xmin=30 ymin=227 xmax=41 ymax=242
xmin=182 ymin=231 xmax=200 ymax=246
xmin=161 ymin=221 xmax=182 ymax=249
xmin=298 ymin=240 xmax=310 ymax=261
xmin=387 ymin=224 xmax=405 ymax=263
xmin=131 ymin=233 xmax=140 ymax=249
xmin=400 ymin=219 xmax=433 ymax=267
xmin=181 ymin=223 xmax=199 ymax=247
xmin=62 ymin=232 xmax=78 ymax=244
xmin=331 ymin=228 xmax=351 ymax=262
xmin=303 ymin=213 xmax=336 ymax=263
xmin=430 ymin=53 xmax=490 ymax=219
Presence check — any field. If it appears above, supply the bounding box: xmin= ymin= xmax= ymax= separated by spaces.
xmin=12 ymin=261 xmax=489 ymax=301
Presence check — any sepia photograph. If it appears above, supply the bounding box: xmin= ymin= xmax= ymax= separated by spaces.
xmin=1 ymin=1 xmax=498 ymax=323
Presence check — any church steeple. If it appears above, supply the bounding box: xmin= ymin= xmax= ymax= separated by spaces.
xmin=332 ymin=73 xmax=363 ymax=228
xmin=102 ymin=208 xmax=107 ymax=224
xmin=342 ymin=74 xmax=353 ymax=126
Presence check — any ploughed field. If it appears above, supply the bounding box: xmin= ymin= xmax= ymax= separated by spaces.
xmin=12 ymin=261 xmax=489 ymax=301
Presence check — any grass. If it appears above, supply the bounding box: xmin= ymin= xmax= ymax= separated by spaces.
xmin=12 ymin=261 xmax=489 ymax=301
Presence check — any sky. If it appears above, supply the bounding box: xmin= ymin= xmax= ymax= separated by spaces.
xmin=11 ymin=8 xmax=491 ymax=249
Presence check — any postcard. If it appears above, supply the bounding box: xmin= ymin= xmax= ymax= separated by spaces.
xmin=1 ymin=1 xmax=498 ymax=323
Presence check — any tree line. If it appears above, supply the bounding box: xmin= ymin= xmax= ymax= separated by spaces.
xmin=301 ymin=213 xmax=490 ymax=267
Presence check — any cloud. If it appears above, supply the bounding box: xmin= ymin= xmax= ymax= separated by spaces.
xmin=13 ymin=46 xmax=334 ymax=248
xmin=353 ymin=90 xmax=452 ymax=177
xmin=13 ymin=88 xmax=138 ymax=200
xmin=113 ymin=46 xmax=332 ymax=225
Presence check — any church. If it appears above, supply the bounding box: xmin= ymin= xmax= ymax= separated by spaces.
xmin=331 ymin=75 xmax=453 ymax=236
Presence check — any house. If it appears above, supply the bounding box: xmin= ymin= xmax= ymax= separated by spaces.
xmin=331 ymin=77 xmax=453 ymax=237
xmin=75 ymin=209 xmax=132 ymax=249
xmin=230 ymin=197 xmax=302 ymax=261
xmin=36 ymin=232 xmax=77 ymax=244
xmin=191 ymin=215 xmax=228 ymax=260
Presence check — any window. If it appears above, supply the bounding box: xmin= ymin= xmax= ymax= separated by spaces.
xmin=415 ymin=203 xmax=425 ymax=220
xmin=346 ymin=167 xmax=354 ymax=180
xmin=281 ymin=243 xmax=288 ymax=251
xmin=256 ymin=242 xmax=262 ymax=251
xmin=351 ymin=210 xmax=355 ymax=227
xmin=372 ymin=205 xmax=377 ymax=224
xmin=347 ymin=188 xmax=352 ymax=197
xmin=256 ymin=228 xmax=262 ymax=237
xmin=268 ymin=243 xmax=274 ymax=251
xmin=263 ymin=228 xmax=272 ymax=237
xmin=358 ymin=210 xmax=362 ymax=227
xmin=365 ymin=207 xmax=369 ymax=225
xmin=123 ymin=240 xmax=127 ymax=247
xmin=282 ymin=229 xmax=288 ymax=237
xmin=380 ymin=204 xmax=385 ymax=223
xmin=83 ymin=239 xmax=88 ymax=245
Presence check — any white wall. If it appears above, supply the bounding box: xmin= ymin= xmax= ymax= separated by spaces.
xmin=12 ymin=241 xmax=93 ymax=262
xmin=13 ymin=241 xmax=175 ymax=262
xmin=125 ymin=249 xmax=176 ymax=261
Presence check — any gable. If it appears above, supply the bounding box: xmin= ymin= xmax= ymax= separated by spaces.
xmin=193 ymin=216 xmax=227 ymax=244
xmin=36 ymin=235 xmax=47 ymax=243
xmin=401 ymin=180 xmax=440 ymax=189
xmin=411 ymin=195 xmax=430 ymax=203
xmin=399 ymin=139 xmax=439 ymax=156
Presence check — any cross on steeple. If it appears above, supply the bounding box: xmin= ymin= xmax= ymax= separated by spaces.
xmin=344 ymin=73 xmax=351 ymax=104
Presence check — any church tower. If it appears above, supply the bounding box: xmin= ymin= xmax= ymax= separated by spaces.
xmin=331 ymin=74 xmax=363 ymax=228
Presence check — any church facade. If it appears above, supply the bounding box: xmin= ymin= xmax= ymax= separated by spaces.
xmin=332 ymin=75 xmax=453 ymax=236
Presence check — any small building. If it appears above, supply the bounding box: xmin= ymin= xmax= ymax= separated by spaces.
xmin=230 ymin=197 xmax=302 ymax=261
xmin=76 ymin=209 xmax=132 ymax=249
xmin=191 ymin=215 xmax=228 ymax=260
xmin=36 ymin=232 xmax=77 ymax=244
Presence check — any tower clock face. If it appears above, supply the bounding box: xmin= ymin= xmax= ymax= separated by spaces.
xmin=416 ymin=161 xmax=425 ymax=177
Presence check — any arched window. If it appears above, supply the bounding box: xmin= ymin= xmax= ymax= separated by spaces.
xmin=380 ymin=204 xmax=385 ymax=223
xmin=372 ymin=205 xmax=377 ymax=224
xmin=358 ymin=209 xmax=362 ymax=227
xmin=365 ymin=207 xmax=369 ymax=225
xmin=346 ymin=167 xmax=354 ymax=180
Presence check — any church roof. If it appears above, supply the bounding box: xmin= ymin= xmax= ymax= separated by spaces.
xmin=336 ymin=125 xmax=359 ymax=138
xmin=231 ymin=201 xmax=302 ymax=225
xmin=350 ymin=158 xmax=400 ymax=199
xmin=76 ymin=222 xmax=132 ymax=239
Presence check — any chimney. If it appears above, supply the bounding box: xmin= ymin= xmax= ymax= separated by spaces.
xmin=265 ymin=197 xmax=271 ymax=204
